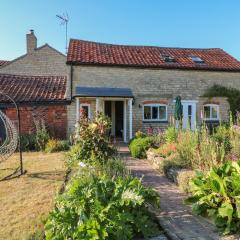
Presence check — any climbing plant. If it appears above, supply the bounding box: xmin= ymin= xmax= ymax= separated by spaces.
xmin=203 ymin=84 xmax=240 ymax=118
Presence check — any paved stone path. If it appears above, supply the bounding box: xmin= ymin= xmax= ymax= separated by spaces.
xmin=125 ymin=157 xmax=239 ymax=240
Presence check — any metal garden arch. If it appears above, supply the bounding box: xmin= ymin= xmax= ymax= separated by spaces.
xmin=0 ymin=91 xmax=23 ymax=177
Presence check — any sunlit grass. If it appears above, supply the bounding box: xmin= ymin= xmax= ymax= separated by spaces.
xmin=0 ymin=152 xmax=66 ymax=240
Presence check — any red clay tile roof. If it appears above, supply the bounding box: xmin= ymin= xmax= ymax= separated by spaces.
xmin=0 ymin=60 xmax=10 ymax=66
xmin=67 ymin=39 xmax=240 ymax=71
xmin=0 ymin=74 xmax=67 ymax=103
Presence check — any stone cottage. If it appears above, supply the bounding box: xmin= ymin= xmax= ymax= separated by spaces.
xmin=66 ymin=39 xmax=240 ymax=142
xmin=0 ymin=30 xmax=69 ymax=138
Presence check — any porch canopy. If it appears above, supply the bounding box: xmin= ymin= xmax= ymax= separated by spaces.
xmin=75 ymin=86 xmax=134 ymax=98
xmin=74 ymin=86 xmax=134 ymax=142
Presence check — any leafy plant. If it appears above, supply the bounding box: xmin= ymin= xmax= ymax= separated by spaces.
xmin=212 ymin=125 xmax=231 ymax=154
xmin=100 ymin=158 xmax=129 ymax=178
xmin=229 ymin=123 xmax=240 ymax=158
xmin=186 ymin=161 xmax=240 ymax=234
xmin=175 ymin=130 xmax=198 ymax=168
xmin=177 ymin=170 xmax=195 ymax=193
xmin=164 ymin=126 xmax=178 ymax=143
xmin=34 ymin=119 xmax=50 ymax=151
xmin=45 ymin=174 xmax=160 ymax=240
xmin=153 ymin=143 xmax=177 ymax=158
xmin=45 ymin=139 xmax=70 ymax=153
xmin=36 ymin=128 xmax=49 ymax=151
xmin=68 ymin=113 xmax=116 ymax=167
xmin=21 ymin=134 xmax=36 ymax=151
xmin=158 ymin=157 xmax=182 ymax=174
xmin=152 ymin=126 xmax=229 ymax=172
xmin=135 ymin=130 xmax=147 ymax=139
xmin=129 ymin=136 xmax=155 ymax=158
xmin=194 ymin=127 xmax=225 ymax=171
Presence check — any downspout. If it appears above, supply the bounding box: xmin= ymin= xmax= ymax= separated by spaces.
xmin=70 ymin=65 xmax=73 ymax=100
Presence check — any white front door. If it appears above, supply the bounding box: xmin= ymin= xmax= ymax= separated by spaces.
xmin=182 ymin=101 xmax=197 ymax=130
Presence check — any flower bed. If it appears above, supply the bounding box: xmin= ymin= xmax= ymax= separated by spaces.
xmin=45 ymin=114 xmax=162 ymax=240
xmin=141 ymin=120 xmax=240 ymax=234
xmin=147 ymin=148 xmax=195 ymax=193
xmin=186 ymin=161 xmax=240 ymax=235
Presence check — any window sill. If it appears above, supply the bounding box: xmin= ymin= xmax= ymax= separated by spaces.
xmin=203 ymin=120 xmax=220 ymax=123
xmin=142 ymin=121 xmax=168 ymax=123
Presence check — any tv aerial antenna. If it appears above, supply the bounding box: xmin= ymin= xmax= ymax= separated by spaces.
xmin=56 ymin=13 xmax=69 ymax=54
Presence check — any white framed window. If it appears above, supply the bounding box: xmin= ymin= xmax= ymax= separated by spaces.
xmin=203 ymin=104 xmax=219 ymax=121
xmin=80 ymin=103 xmax=91 ymax=119
xmin=143 ymin=104 xmax=167 ymax=121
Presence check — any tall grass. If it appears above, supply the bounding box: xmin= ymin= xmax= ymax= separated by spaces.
xmin=163 ymin=123 xmax=233 ymax=171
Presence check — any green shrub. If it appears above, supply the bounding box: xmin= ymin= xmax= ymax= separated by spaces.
xmin=21 ymin=134 xmax=36 ymax=151
xmin=167 ymin=128 xmax=226 ymax=171
xmin=164 ymin=126 xmax=178 ymax=143
xmin=186 ymin=161 xmax=240 ymax=234
xmin=66 ymin=143 xmax=82 ymax=167
xmin=45 ymin=174 xmax=160 ymax=240
xmin=129 ymin=136 xmax=155 ymax=158
xmin=151 ymin=133 xmax=165 ymax=147
xmin=36 ymin=127 xmax=49 ymax=151
xmin=100 ymin=158 xmax=129 ymax=178
xmin=45 ymin=139 xmax=70 ymax=153
xmin=135 ymin=130 xmax=147 ymax=139
xmin=177 ymin=170 xmax=195 ymax=193
xmin=153 ymin=143 xmax=177 ymax=158
xmin=213 ymin=125 xmax=231 ymax=154
xmin=175 ymin=130 xmax=198 ymax=168
xmin=158 ymin=156 xmax=182 ymax=174
xmin=69 ymin=113 xmax=116 ymax=167
xmin=230 ymin=124 xmax=240 ymax=158
xmin=194 ymin=127 xmax=226 ymax=171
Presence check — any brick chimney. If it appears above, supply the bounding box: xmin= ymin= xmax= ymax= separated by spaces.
xmin=26 ymin=30 xmax=37 ymax=53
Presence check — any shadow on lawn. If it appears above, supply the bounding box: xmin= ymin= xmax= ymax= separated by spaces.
xmin=27 ymin=170 xmax=65 ymax=181
xmin=0 ymin=167 xmax=27 ymax=181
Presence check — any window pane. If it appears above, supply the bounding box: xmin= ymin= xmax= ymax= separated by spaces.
xmin=152 ymin=106 xmax=158 ymax=119
xmin=159 ymin=106 xmax=166 ymax=120
xmin=144 ymin=106 xmax=151 ymax=119
xmin=204 ymin=106 xmax=210 ymax=119
xmin=188 ymin=105 xmax=192 ymax=116
xmin=212 ymin=106 xmax=218 ymax=119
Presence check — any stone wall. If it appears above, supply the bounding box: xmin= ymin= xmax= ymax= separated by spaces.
xmin=0 ymin=45 xmax=69 ymax=77
xmin=6 ymin=105 xmax=67 ymax=139
xmin=68 ymin=65 xmax=240 ymax=138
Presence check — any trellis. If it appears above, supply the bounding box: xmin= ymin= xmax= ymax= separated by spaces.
xmin=0 ymin=110 xmax=18 ymax=162
xmin=0 ymin=91 xmax=24 ymax=179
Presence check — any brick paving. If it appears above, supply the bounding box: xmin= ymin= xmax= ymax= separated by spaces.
xmin=125 ymin=157 xmax=239 ymax=240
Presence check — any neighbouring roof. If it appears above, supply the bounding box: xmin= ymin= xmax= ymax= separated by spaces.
xmin=1 ymin=44 xmax=66 ymax=69
xmin=67 ymin=39 xmax=240 ymax=71
xmin=0 ymin=74 xmax=67 ymax=104
xmin=75 ymin=86 xmax=134 ymax=98
xmin=0 ymin=60 xmax=10 ymax=67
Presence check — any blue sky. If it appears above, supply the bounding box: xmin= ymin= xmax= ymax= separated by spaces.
xmin=0 ymin=0 xmax=240 ymax=60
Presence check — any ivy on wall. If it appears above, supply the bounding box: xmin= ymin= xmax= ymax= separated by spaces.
xmin=203 ymin=84 xmax=240 ymax=117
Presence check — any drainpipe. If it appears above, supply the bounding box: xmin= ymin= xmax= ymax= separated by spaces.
xmin=70 ymin=65 xmax=73 ymax=100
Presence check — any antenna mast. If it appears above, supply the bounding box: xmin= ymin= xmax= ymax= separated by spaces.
xmin=56 ymin=13 xmax=69 ymax=54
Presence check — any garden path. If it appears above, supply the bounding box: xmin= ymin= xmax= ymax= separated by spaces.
xmin=125 ymin=157 xmax=239 ymax=240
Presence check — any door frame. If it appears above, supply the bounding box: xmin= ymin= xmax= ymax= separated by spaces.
xmin=103 ymin=100 xmax=125 ymax=142
xmin=173 ymin=100 xmax=198 ymax=130
xmin=80 ymin=103 xmax=91 ymax=119
xmin=181 ymin=100 xmax=197 ymax=130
